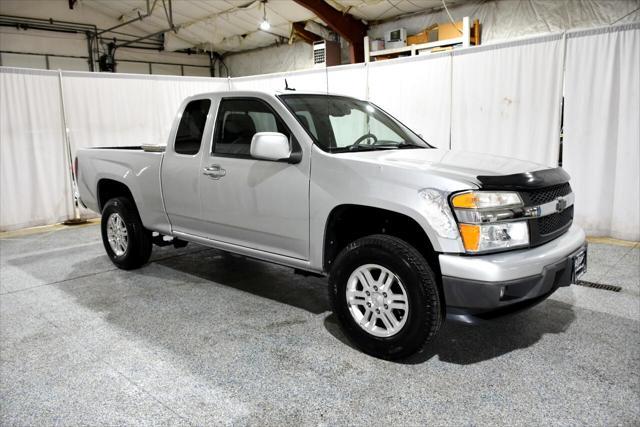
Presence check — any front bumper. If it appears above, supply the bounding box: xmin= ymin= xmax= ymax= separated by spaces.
xmin=439 ymin=224 xmax=586 ymax=315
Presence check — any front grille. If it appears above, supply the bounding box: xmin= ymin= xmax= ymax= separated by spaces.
xmin=521 ymin=183 xmax=572 ymax=206
xmin=529 ymin=205 xmax=573 ymax=246
xmin=537 ymin=205 xmax=574 ymax=235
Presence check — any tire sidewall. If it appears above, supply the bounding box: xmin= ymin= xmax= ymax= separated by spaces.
xmin=330 ymin=239 xmax=438 ymax=358
xmin=101 ymin=198 xmax=148 ymax=269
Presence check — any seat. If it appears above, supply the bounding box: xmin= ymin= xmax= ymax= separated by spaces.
xmin=219 ymin=113 xmax=256 ymax=155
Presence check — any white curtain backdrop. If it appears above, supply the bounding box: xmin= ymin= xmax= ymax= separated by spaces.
xmin=327 ymin=63 xmax=367 ymax=98
xmin=368 ymin=54 xmax=452 ymax=148
xmin=1 ymin=24 xmax=638 ymax=240
xmin=61 ymin=72 xmax=229 ymax=150
xmin=230 ymin=68 xmax=327 ymax=93
xmin=0 ymin=68 xmax=73 ymax=231
xmin=563 ymin=24 xmax=640 ymax=241
xmin=450 ymin=34 xmax=564 ymax=166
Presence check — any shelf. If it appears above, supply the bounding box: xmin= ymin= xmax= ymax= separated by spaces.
xmin=364 ymin=17 xmax=471 ymax=63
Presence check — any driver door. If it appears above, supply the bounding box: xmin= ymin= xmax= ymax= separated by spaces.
xmin=197 ymin=96 xmax=310 ymax=260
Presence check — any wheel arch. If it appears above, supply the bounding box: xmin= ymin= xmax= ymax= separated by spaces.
xmin=322 ymin=204 xmax=441 ymax=279
xmin=97 ymin=179 xmax=136 ymax=213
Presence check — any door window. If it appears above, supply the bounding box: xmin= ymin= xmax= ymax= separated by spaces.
xmin=174 ymin=99 xmax=211 ymax=155
xmin=214 ymin=98 xmax=290 ymax=157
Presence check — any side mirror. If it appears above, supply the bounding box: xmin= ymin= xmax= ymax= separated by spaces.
xmin=250 ymin=132 xmax=291 ymax=162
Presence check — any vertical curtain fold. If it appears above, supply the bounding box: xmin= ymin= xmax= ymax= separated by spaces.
xmin=450 ymin=35 xmax=564 ymax=166
xmin=563 ymin=25 xmax=640 ymax=241
xmin=0 ymin=69 xmax=72 ymax=231
xmin=368 ymin=54 xmax=452 ymax=148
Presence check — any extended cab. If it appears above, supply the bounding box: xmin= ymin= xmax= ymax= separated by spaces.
xmin=76 ymin=91 xmax=587 ymax=359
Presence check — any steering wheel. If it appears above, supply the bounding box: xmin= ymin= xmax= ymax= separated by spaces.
xmin=352 ymin=133 xmax=378 ymax=146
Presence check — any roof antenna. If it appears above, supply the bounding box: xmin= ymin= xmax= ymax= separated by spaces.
xmin=284 ymin=78 xmax=295 ymax=91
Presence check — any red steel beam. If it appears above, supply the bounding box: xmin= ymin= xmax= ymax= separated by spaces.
xmin=293 ymin=0 xmax=367 ymax=63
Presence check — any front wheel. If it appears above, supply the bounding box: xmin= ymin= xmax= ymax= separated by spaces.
xmin=101 ymin=197 xmax=152 ymax=270
xmin=328 ymin=234 xmax=443 ymax=360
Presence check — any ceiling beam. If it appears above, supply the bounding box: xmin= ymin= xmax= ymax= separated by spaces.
xmin=292 ymin=0 xmax=367 ymax=63
xmin=292 ymin=21 xmax=322 ymax=45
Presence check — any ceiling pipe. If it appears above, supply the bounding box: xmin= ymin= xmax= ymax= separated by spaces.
xmin=115 ymin=28 xmax=167 ymax=49
xmin=97 ymin=0 xmax=159 ymax=36
xmin=292 ymin=0 xmax=367 ymax=63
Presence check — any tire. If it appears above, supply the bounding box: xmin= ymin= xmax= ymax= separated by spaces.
xmin=328 ymin=234 xmax=443 ymax=360
xmin=101 ymin=197 xmax=152 ymax=270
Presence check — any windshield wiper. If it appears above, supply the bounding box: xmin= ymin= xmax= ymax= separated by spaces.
xmin=332 ymin=142 xmax=425 ymax=153
xmin=395 ymin=143 xmax=424 ymax=149
xmin=366 ymin=142 xmax=423 ymax=149
xmin=332 ymin=145 xmax=393 ymax=153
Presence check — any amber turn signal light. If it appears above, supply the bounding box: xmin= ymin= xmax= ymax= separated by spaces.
xmin=459 ymin=223 xmax=480 ymax=252
xmin=451 ymin=192 xmax=477 ymax=209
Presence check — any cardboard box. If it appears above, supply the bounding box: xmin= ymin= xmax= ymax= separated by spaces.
xmin=407 ymin=24 xmax=438 ymax=46
xmin=396 ymin=19 xmax=481 ymax=50
xmin=438 ymin=19 xmax=481 ymax=45
xmin=438 ymin=21 xmax=464 ymax=41
xmin=407 ymin=32 xmax=428 ymax=45
xmin=370 ymin=39 xmax=385 ymax=51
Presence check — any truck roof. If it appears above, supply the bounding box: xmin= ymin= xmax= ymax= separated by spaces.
xmin=185 ymin=90 xmax=363 ymax=101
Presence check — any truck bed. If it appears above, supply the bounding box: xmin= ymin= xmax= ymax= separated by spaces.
xmin=76 ymin=146 xmax=171 ymax=234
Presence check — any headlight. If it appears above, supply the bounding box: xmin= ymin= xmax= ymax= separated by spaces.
xmin=459 ymin=222 xmax=529 ymax=253
xmin=418 ymin=189 xmax=459 ymax=239
xmin=451 ymin=191 xmax=523 ymax=209
xmin=452 ymin=191 xmax=529 ymax=253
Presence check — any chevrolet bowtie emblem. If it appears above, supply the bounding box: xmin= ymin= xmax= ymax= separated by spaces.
xmin=556 ymin=197 xmax=567 ymax=212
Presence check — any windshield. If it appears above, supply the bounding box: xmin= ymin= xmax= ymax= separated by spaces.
xmin=279 ymin=94 xmax=431 ymax=153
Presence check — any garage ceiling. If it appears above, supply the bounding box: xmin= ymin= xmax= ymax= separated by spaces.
xmin=83 ymin=0 xmax=454 ymax=54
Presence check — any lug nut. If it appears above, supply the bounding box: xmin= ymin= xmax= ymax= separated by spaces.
xmin=367 ymin=302 xmax=371 ymax=307
xmin=382 ymin=292 xmax=387 ymax=298
xmin=365 ymin=291 xmax=370 ymax=296
xmin=384 ymin=304 xmax=388 ymax=309
xmin=373 ymin=286 xmax=378 ymax=291
xmin=375 ymin=308 xmax=380 ymax=314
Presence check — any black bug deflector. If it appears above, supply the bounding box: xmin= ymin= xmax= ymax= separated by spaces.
xmin=477 ymin=167 xmax=571 ymax=190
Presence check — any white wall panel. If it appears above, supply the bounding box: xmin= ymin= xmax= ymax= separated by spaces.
xmin=0 ymin=53 xmax=47 ymax=69
xmin=49 ymin=57 xmax=90 ymax=72
xmin=563 ymin=25 xmax=640 ymax=241
xmin=368 ymin=55 xmax=451 ymax=149
xmin=116 ymin=62 xmax=150 ymax=75
xmin=450 ymin=35 xmax=564 ymax=166
xmin=151 ymin=63 xmax=182 ymax=76
xmin=183 ymin=66 xmax=211 ymax=77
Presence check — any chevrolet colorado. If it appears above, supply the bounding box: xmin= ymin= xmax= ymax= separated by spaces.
xmin=76 ymin=91 xmax=587 ymax=359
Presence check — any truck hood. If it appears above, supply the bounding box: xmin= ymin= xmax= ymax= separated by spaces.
xmin=335 ymin=148 xmax=550 ymax=187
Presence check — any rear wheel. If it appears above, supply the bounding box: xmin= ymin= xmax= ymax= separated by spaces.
xmin=329 ymin=234 xmax=443 ymax=359
xmin=101 ymin=197 xmax=152 ymax=270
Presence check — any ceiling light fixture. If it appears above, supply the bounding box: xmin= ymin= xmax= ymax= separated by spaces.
xmin=259 ymin=1 xmax=270 ymax=31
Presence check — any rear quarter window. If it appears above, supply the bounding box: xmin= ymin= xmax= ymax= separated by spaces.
xmin=174 ymin=99 xmax=211 ymax=155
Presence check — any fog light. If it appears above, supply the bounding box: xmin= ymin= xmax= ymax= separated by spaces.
xmin=500 ymin=286 xmax=506 ymax=299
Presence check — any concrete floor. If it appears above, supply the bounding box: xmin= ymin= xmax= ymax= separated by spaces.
xmin=1 ymin=224 xmax=638 ymax=426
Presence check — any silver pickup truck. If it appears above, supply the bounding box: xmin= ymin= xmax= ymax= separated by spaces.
xmin=76 ymin=91 xmax=587 ymax=359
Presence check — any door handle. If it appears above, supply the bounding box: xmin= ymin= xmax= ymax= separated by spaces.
xmin=203 ymin=165 xmax=226 ymax=179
